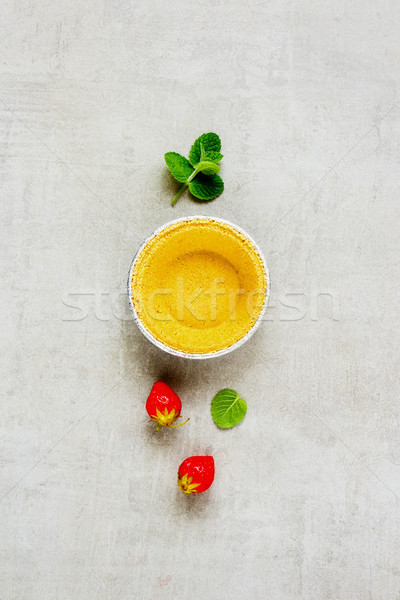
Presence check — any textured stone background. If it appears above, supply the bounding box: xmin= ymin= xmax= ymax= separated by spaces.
xmin=1 ymin=1 xmax=400 ymax=599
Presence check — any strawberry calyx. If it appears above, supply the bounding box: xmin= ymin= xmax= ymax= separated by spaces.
xmin=149 ymin=407 xmax=190 ymax=431
xmin=177 ymin=472 xmax=201 ymax=494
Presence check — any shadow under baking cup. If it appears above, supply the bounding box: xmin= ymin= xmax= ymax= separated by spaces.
xmin=127 ymin=216 xmax=270 ymax=359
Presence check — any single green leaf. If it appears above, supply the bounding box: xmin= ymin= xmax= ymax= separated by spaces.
xmin=189 ymin=133 xmax=221 ymax=166
xmin=196 ymin=161 xmax=220 ymax=176
xmin=189 ymin=173 xmax=224 ymax=201
xmin=203 ymin=151 xmax=223 ymax=163
xmin=211 ymin=389 xmax=247 ymax=429
xmin=164 ymin=152 xmax=194 ymax=183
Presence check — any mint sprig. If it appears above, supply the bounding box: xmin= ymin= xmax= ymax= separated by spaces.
xmin=165 ymin=132 xmax=224 ymax=206
xmin=211 ymin=389 xmax=247 ymax=429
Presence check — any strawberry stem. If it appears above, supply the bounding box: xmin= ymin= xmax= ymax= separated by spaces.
xmin=169 ymin=418 xmax=190 ymax=428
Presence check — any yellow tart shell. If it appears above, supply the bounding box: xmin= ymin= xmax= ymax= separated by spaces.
xmin=130 ymin=218 xmax=267 ymax=354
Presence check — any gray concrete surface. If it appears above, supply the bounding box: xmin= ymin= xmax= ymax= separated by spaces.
xmin=1 ymin=1 xmax=400 ymax=599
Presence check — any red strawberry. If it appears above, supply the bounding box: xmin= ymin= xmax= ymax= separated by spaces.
xmin=177 ymin=455 xmax=215 ymax=494
xmin=146 ymin=381 xmax=189 ymax=431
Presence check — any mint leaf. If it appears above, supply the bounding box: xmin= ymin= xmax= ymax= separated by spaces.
xmin=211 ymin=389 xmax=247 ymax=429
xmin=189 ymin=133 xmax=221 ymax=167
xmin=203 ymin=151 xmax=223 ymax=163
xmin=164 ymin=152 xmax=193 ymax=183
xmin=189 ymin=173 xmax=224 ymax=201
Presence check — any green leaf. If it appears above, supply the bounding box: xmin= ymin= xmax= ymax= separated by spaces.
xmin=189 ymin=133 xmax=221 ymax=166
xmin=211 ymin=389 xmax=247 ymax=429
xmin=204 ymin=151 xmax=223 ymax=163
xmin=189 ymin=173 xmax=224 ymax=201
xmin=164 ymin=152 xmax=194 ymax=183
xmin=196 ymin=161 xmax=220 ymax=176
